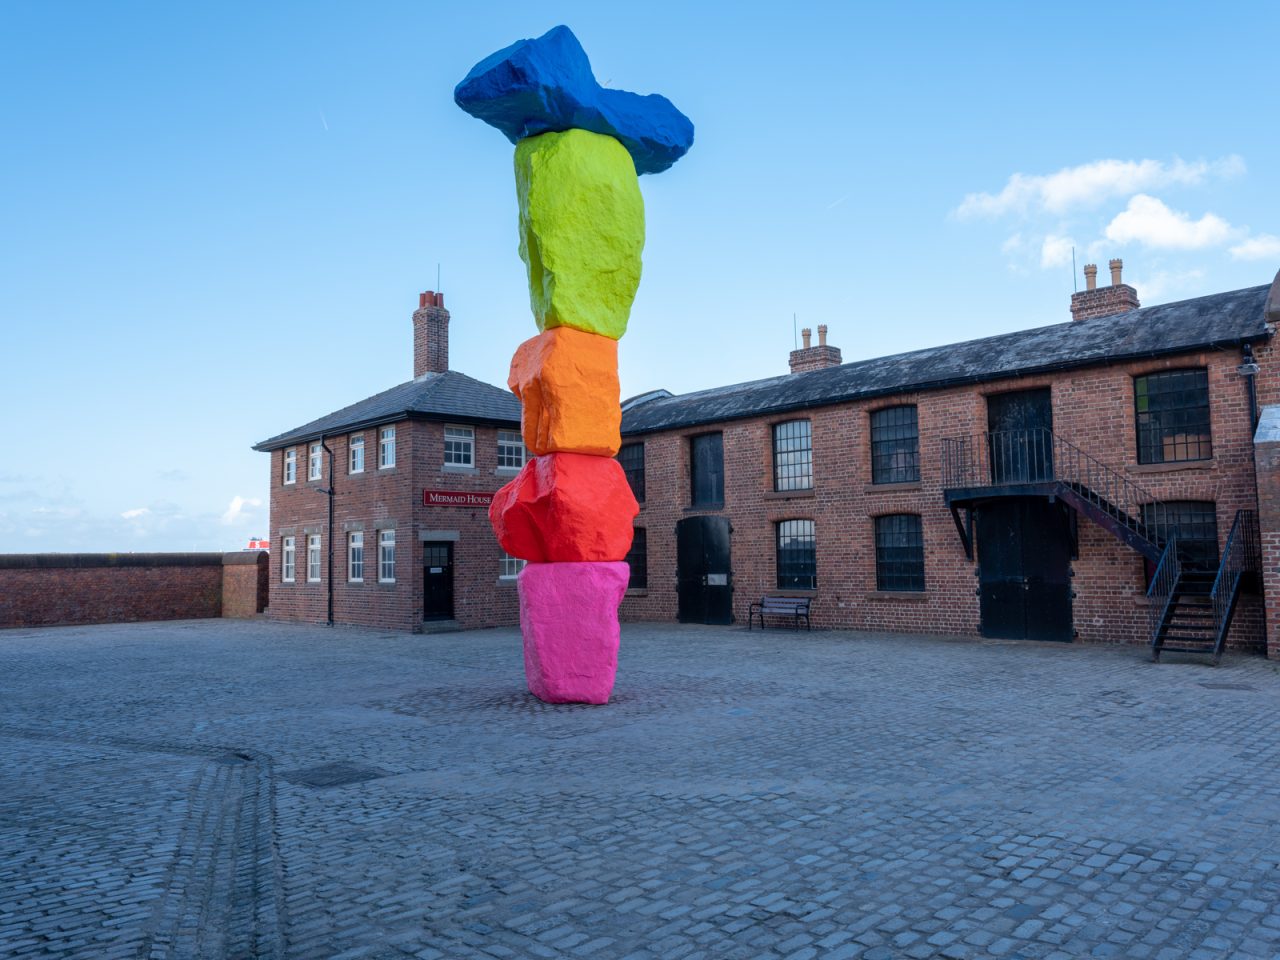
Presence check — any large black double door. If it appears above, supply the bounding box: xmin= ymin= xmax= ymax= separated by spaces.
xmin=976 ymin=498 xmax=1072 ymax=642
xmin=676 ymin=516 xmax=733 ymax=624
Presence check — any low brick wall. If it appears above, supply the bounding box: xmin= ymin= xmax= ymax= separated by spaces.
xmin=0 ymin=552 xmax=270 ymax=629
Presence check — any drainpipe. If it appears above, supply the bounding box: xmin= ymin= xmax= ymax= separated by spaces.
xmin=1239 ymin=344 xmax=1261 ymax=435
xmin=319 ymin=435 xmax=336 ymax=627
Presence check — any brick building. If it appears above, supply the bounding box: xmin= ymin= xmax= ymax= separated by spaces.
xmin=254 ymin=293 xmax=526 ymax=631
xmin=618 ymin=261 xmax=1280 ymax=657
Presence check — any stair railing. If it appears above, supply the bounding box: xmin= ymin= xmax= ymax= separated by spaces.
xmin=940 ymin=427 xmax=1177 ymax=551
xmin=1147 ymin=535 xmax=1181 ymax=650
xmin=1209 ymin=509 xmax=1261 ymax=653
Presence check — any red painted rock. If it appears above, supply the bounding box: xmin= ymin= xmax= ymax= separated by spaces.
xmin=517 ymin=561 xmax=628 ymax=704
xmin=489 ymin=453 xmax=638 ymax=562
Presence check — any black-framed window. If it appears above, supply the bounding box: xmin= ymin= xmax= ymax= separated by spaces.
xmin=1141 ymin=500 xmax=1219 ymax=571
xmin=690 ymin=433 xmax=724 ymax=507
xmin=618 ymin=443 xmax=645 ymax=503
xmin=776 ymin=519 xmax=816 ymax=590
xmin=772 ymin=420 xmax=813 ymax=491
xmin=875 ymin=514 xmax=925 ymax=591
xmin=870 ymin=406 xmax=920 ymax=484
xmin=1135 ymin=369 xmax=1211 ymax=464
xmin=625 ymin=528 xmax=648 ymax=590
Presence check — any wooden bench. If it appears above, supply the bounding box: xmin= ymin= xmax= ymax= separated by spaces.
xmin=748 ymin=596 xmax=811 ymax=630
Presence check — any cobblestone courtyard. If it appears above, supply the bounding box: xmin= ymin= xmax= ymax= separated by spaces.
xmin=3 ymin=621 xmax=1280 ymax=959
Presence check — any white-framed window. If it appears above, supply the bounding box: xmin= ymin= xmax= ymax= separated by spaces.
xmin=283 ymin=448 xmax=297 ymax=485
xmin=499 ymin=551 xmax=526 ymax=580
xmin=349 ymin=435 xmax=365 ymax=474
xmin=444 ymin=426 xmax=475 ymax=467
xmin=379 ymin=530 xmax=396 ymax=582
xmin=308 ymin=442 xmax=323 ymax=481
xmin=282 ymin=536 xmax=296 ymax=582
xmin=348 ymin=531 xmax=364 ymax=582
xmin=379 ymin=426 xmax=396 ymax=469
xmin=307 ymin=534 xmax=321 ymax=582
xmin=497 ymin=430 xmax=527 ymax=470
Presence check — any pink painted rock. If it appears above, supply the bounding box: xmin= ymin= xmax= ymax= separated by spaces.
xmin=517 ymin=561 xmax=629 ymax=704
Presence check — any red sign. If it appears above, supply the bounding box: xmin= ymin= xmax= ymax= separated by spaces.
xmin=423 ymin=489 xmax=494 ymax=507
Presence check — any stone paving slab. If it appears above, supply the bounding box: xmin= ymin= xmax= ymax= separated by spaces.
xmin=2 ymin=620 xmax=1280 ymax=958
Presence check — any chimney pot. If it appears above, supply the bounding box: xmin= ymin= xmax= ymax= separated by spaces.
xmin=1109 ymin=258 xmax=1123 ymax=286
xmin=817 ymin=324 xmax=828 ymax=346
xmin=419 ymin=291 xmax=430 ymax=309
xmin=1084 ymin=264 xmax=1098 ymax=291
xmin=801 ymin=327 xmax=812 ymax=349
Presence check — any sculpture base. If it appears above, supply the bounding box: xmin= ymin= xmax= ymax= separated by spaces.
xmin=517 ymin=561 xmax=629 ymax=704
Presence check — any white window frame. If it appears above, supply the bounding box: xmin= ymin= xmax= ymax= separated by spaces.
xmin=348 ymin=531 xmax=364 ymax=582
xmin=349 ymin=435 xmax=365 ymax=474
xmin=497 ymin=430 xmax=527 ymax=471
xmin=379 ymin=426 xmax=396 ymax=469
xmin=282 ymin=536 xmax=296 ymax=582
xmin=499 ymin=551 xmax=526 ymax=580
xmin=444 ymin=425 xmax=475 ymax=468
xmin=308 ymin=442 xmax=323 ymax=481
xmin=283 ymin=448 xmax=297 ymax=485
xmin=307 ymin=534 xmax=321 ymax=582
xmin=378 ymin=530 xmax=396 ymax=583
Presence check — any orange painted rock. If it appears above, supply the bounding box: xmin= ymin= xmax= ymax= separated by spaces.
xmin=489 ymin=453 xmax=638 ymax=562
xmin=508 ymin=327 xmax=621 ymax=456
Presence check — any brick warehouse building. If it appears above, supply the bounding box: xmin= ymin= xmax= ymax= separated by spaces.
xmin=254 ymin=293 xmax=526 ymax=631
xmin=258 ymin=263 xmax=1280 ymax=656
xmin=617 ymin=261 xmax=1280 ymax=656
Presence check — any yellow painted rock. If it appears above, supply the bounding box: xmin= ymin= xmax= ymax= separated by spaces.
xmin=515 ymin=128 xmax=644 ymax=340
xmin=509 ymin=327 xmax=621 ymax=456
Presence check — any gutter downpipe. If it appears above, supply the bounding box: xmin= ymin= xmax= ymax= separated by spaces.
xmin=320 ymin=435 xmax=335 ymax=627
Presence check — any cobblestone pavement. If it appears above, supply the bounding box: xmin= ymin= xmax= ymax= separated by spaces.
xmin=3 ymin=621 xmax=1280 ymax=959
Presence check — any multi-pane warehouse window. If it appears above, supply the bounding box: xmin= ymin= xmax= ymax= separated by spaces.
xmin=1135 ymin=369 xmax=1211 ymax=464
xmin=874 ymin=514 xmax=925 ymax=591
xmin=1141 ymin=500 xmax=1218 ymax=570
xmin=444 ymin=426 xmax=475 ymax=467
xmin=690 ymin=433 xmax=724 ymax=507
xmin=776 ymin=519 xmax=816 ymax=590
xmin=379 ymin=426 xmax=396 ymax=468
xmin=497 ymin=431 xmax=527 ymax=470
xmin=772 ymin=420 xmax=813 ymax=491
xmin=349 ymin=435 xmax=364 ymax=474
xmin=870 ymin=405 xmax=920 ymax=484
xmin=281 ymin=536 xmax=296 ymax=582
xmin=625 ymin=528 xmax=648 ymax=590
xmin=306 ymin=535 xmax=322 ymax=582
xmin=378 ymin=530 xmax=396 ymax=582
xmin=348 ymin=531 xmax=364 ymax=582
xmin=617 ymin=443 xmax=645 ymax=502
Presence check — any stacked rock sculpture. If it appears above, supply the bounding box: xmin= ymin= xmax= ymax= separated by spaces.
xmin=456 ymin=25 xmax=694 ymax=704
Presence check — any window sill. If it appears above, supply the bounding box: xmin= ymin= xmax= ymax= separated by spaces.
xmin=442 ymin=465 xmax=478 ymax=475
xmin=494 ymin=467 xmax=522 ymax=477
xmin=496 ymin=577 xmax=518 ymax=587
xmin=866 ymin=590 xmax=928 ymax=601
xmin=763 ymin=489 xmax=815 ymax=501
xmin=377 ymin=465 xmax=398 ymax=473
xmin=865 ymin=481 xmax=922 ymax=493
xmin=625 ymin=588 xmax=648 ymax=597
xmin=768 ymin=589 xmax=817 ymax=598
xmin=1129 ymin=460 xmax=1213 ymax=475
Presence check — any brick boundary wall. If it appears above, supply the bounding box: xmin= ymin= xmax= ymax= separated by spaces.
xmin=0 ymin=552 xmax=270 ymax=629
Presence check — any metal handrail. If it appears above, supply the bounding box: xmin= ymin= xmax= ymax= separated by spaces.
xmin=940 ymin=427 xmax=1178 ymax=550
xmin=1147 ymin=536 xmax=1181 ymax=649
xmin=1209 ymin=509 xmax=1260 ymax=648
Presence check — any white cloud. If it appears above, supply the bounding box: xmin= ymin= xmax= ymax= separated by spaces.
xmin=220 ymin=495 xmax=263 ymax=526
xmin=1001 ymin=232 xmax=1024 ymax=255
xmin=1229 ymin=234 xmax=1280 ymax=261
xmin=1103 ymin=195 xmax=1236 ymax=250
xmin=1131 ymin=269 xmax=1205 ymax=304
xmin=121 ymin=507 xmax=151 ymax=520
xmin=956 ymin=155 xmax=1244 ymax=219
xmin=1040 ymin=234 xmax=1076 ymax=269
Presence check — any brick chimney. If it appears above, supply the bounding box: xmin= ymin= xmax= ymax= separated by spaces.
xmin=789 ymin=323 xmax=843 ymax=373
xmin=1070 ymin=258 xmax=1140 ymax=322
xmin=413 ymin=291 xmax=449 ymax=377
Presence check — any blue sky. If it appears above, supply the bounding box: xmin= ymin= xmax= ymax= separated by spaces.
xmin=2 ymin=1 xmax=1278 ymax=552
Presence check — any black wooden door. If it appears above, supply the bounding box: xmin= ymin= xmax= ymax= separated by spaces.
xmin=690 ymin=433 xmax=724 ymax=507
xmin=977 ymin=499 xmax=1072 ymax=642
xmin=676 ymin=516 xmax=733 ymax=624
xmin=423 ymin=542 xmax=454 ymax=621
xmin=987 ymin=388 xmax=1053 ymax=484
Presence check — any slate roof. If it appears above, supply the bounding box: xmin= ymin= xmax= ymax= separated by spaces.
xmin=253 ymin=370 xmax=521 ymax=451
xmin=621 ymin=284 xmax=1272 ymax=436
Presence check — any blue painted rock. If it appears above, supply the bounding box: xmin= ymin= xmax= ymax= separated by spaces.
xmin=454 ymin=24 xmax=694 ymax=176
